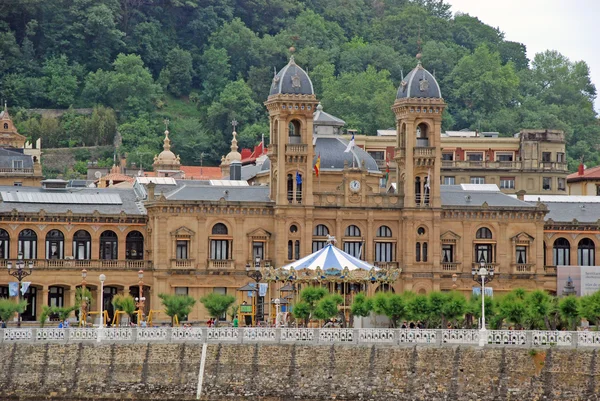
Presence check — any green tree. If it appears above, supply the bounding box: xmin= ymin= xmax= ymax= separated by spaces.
xmin=313 ymin=294 xmax=343 ymax=321
xmin=198 ymin=46 xmax=231 ymax=104
xmin=292 ymin=287 xmax=328 ymax=326
xmin=111 ymin=294 xmax=136 ymax=324
xmin=559 ymin=296 xmax=580 ymax=331
xmin=580 ymin=291 xmax=600 ymax=328
xmin=0 ymin=298 xmax=27 ymax=325
xmin=199 ymin=293 xmax=236 ymax=323
xmin=406 ymin=293 xmax=432 ymax=327
xmin=42 ymin=55 xmax=81 ymax=107
xmin=525 ymin=290 xmax=553 ymax=330
xmin=497 ymin=289 xmax=527 ymax=329
xmin=159 ymin=47 xmax=193 ymax=97
xmin=440 ymin=291 xmax=467 ymax=328
xmin=158 ymin=293 xmax=197 ymax=325
xmin=371 ymin=292 xmax=406 ymax=328
xmin=350 ymin=293 xmax=372 ymax=319
xmin=204 ymin=78 xmax=262 ymax=134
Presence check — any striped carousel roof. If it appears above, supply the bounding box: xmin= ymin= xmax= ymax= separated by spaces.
xmin=282 ymin=243 xmax=377 ymax=272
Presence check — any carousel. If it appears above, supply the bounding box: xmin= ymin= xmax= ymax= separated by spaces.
xmin=261 ymin=236 xmax=402 ymax=324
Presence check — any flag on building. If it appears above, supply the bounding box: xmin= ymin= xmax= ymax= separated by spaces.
xmin=314 ymin=154 xmax=321 ymax=177
xmin=385 ymin=157 xmax=390 ymax=183
xmin=425 ymin=168 xmax=431 ymax=190
xmin=20 ymin=282 xmax=30 ymax=295
xmin=8 ymin=282 xmax=18 ymax=297
xmin=344 ymin=133 xmax=355 ymax=153
xmin=296 ymin=171 xmax=302 ymax=185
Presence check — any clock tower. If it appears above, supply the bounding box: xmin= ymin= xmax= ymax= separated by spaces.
xmin=392 ymin=59 xmax=446 ymax=208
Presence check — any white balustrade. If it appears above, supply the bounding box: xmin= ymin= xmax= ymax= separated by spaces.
xmin=319 ymin=328 xmax=354 ymax=343
xmin=102 ymin=328 xmax=133 ymax=341
xmin=172 ymin=327 xmax=203 ymax=341
xmin=69 ymin=328 xmax=98 ymax=341
xmin=36 ymin=328 xmax=66 ymax=341
xmin=136 ymin=327 xmax=169 ymax=341
xmin=442 ymin=329 xmax=479 ymax=345
xmin=207 ymin=327 xmax=239 ymax=341
xmin=280 ymin=328 xmax=314 ymax=342
xmin=578 ymin=331 xmax=600 ymax=346
xmin=398 ymin=329 xmax=436 ymax=344
xmin=486 ymin=330 xmax=527 ymax=345
xmin=358 ymin=328 xmax=395 ymax=343
xmin=3 ymin=328 xmax=32 ymax=341
xmin=243 ymin=328 xmax=277 ymax=342
xmin=532 ymin=331 xmax=573 ymax=346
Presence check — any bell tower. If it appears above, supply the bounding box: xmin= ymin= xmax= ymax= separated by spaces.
xmin=392 ymin=59 xmax=446 ymax=208
xmin=264 ymin=56 xmax=318 ymax=206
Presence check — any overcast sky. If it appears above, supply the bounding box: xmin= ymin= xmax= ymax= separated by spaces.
xmin=445 ymin=0 xmax=600 ymax=112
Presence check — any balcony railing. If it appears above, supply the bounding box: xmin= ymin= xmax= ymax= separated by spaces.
xmin=246 ymin=260 xmax=272 ymax=268
xmin=0 ymin=259 xmax=152 ymax=270
xmin=374 ymin=262 xmax=399 ymax=269
xmin=513 ymin=263 xmax=534 ymax=273
xmin=441 ymin=262 xmax=460 ymax=271
xmin=544 ymin=265 xmax=557 ymax=276
xmin=208 ymin=259 xmax=235 ymax=269
xmin=0 ymin=167 xmax=35 ymax=175
xmin=471 ymin=262 xmax=498 ymax=272
xmin=413 ymin=147 xmax=435 ymax=157
xmin=170 ymin=259 xmax=195 ymax=269
xmin=285 ymin=144 xmax=307 ymax=154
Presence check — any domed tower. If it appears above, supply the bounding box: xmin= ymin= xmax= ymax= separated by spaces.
xmin=264 ymin=56 xmax=318 ymax=205
xmin=153 ymin=125 xmax=181 ymax=174
xmin=392 ymin=59 xmax=446 ymax=208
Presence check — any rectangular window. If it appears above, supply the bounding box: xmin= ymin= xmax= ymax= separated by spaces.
xmin=344 ymin=241 xmax=363 ymax=259
xmin=442 ymin=245 xmax=454 ymax=263
xmin=558 ymin=178 xmax=566 ymax=191
xmin=475 ymin=244 xmax=493 ymax=263
xmin=470 ymin=177 xmax=485 ymax=184
xmin=368 ymin=151 xmax=384 ymax=161
xmin=12 ymin=160 xmax=23 ymax=169
xmin=210 ymin=239 xmax=229 ymax=260
xmin=375 ymin=242 xmax=394 ymax=262
xmin=252 ymin=241 xmax=264 ymax=262
xmin=516 ymin=246 xmax=527 ymax=264
xmin=542 ymin=152 xmax=551 ymax=162
xmin=443 ymin=176 xmax=455 ymax=185
xmin=175 ymin=287 xmax=189 ymax=295
xmin=543 ymin=177 xmax=552 ymax=190
xmin=496 ymin=153 xmax=513 ymax=162
xmin=442 ymin=152 xmax=454 ymax=161
xmin=176 ymin=240 xmax=188 ymax=259
xmin=415 ymin=242 xmax=421 ymax=262
xmin=557 ymin=152 xmax=565 ymax=163
xmin=312 ymin=241 xmax=326 ymax=252
xmin=466 ymin=153 xmax=483 ymax=161
xmin=499 ymin=177 xmax=515 ymax=189
xmin=13 ymin=182 xmax=22 ymax=186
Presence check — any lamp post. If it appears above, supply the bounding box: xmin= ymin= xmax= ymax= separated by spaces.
xmin=472 ymin=260 xmax=494 ymax=346
xmin=6 ymin=252 xmax=33 ymax=327
xmin=246 ymin=261 xmax=263 ymax=326
xmin=135 ymin=269 xmax=146 ymax=326
xmin=97 ymin=274 xmax=106 ymax=342
xmin=452 ymin=273 xmax=458 ymax=290
xmin=80 ymin=269 xmax=88 ymax=327
xmin=274 ymin=298 xmax=281 ymax=328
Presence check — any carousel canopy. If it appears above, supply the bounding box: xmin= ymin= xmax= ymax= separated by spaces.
xmin=282 ymin=243 xmax=376 ymax=272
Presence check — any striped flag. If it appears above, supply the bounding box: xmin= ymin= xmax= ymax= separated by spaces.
xmin=344 ymin=133 xmax=355 ymax=153
xmin=314 ymin=154 xmax=321 ymax=177
xmin=385 ymin=157 xmax=390 ymax=183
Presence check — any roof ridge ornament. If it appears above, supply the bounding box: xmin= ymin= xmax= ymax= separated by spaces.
xmin=326 ymin=234 xmax=337 ymax=245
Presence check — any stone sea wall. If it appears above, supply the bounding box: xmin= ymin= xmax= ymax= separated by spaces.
xmin=0 ymin=342 xmax=599 ymax=400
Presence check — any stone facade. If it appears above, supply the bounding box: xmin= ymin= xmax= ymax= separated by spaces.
xmin=0 ymin=342 xmax=599 ymax=400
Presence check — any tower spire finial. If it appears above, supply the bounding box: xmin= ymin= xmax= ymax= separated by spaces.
xmin=416 ymin=26 xmax=423 ymax=65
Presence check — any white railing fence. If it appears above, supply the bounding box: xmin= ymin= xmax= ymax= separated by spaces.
xmin=0 ymin=328 xmax=596 ymax=347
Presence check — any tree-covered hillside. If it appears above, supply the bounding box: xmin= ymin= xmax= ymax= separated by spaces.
xmin=0 ymin=0 xmax=598 ymax=170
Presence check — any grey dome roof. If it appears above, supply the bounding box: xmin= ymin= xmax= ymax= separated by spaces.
xmin=260 ymin=157 xmax=271 ymax=172
xmin=396 ymin=63 xmax=441 ymax=99
xmin=269 ymin=56 xmax=314 ymax=96
xmin=313 ymin=137 xmax=380 ymax=173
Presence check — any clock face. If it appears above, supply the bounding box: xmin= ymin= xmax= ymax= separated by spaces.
xmin=349 ymin=180 xmax=361 ymax=192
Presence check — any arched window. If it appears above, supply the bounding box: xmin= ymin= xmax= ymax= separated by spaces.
xmin=287 ymin=174 xmax=293 ymax=203
xmin=312 ymin=224 xmax=329 ymax=252
xmin=212 ymin=223 xmax=228 ymax=235
xmin=553 ymin=238 xmax=570 ymax=266
xmin=296 ymin=172 xmax=303 ymax=204
xmin=18 ymin=229 xmax=37 ymax=259
xmin=415 ymin=177 xmax=421 ymax=204
xmin=288 ymin=120 xmax=301 ymax=143
xmin=0 ymin=229 xmax=9 ymax=259
xmin=476 ymin=227 xmax=493 ymax=239
xmin=344 ymin=225 xmax=362 ymax=259
xmin=73 ymin=230 xmax=91 ymax=260
xmin=3 ymin=123 xmax=8 ymax=130
xmin=126 ymin=231 xmax=144 ymax=260
xmin=45 ymin=230 xmax=64 ymax=259
xmin=578 ymin=238 xmax=595 ymax=266
xmin=100 ymin=230 xmax=118 ymax=260
xmin=210 ymin=223 xmax=230 ymax=260
xmin=377 ymin=226 xmax=392 ymax=237
xmin=416 ymin=123 xmax=429 ymax=147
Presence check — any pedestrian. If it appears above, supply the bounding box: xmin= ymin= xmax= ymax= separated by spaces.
xmin=409 ymin=321 xmax=415 ymax=329
xmin=58 ymin=320 xmax=64 ymax=328
xmin=233 ymin=315 xmax=239 ymax=328
xmin=401 ymin=321 xmax=407 ymax=329
xmin=0 ymin=319 xmax=6 ymax=328
xmin=64 ymin=319 xmax=70 ymax=328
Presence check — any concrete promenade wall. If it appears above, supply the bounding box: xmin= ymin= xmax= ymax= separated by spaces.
xmin=0 ymin=338 xmax=599 ymax=400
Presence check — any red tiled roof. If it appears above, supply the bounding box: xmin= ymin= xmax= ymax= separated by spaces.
xmin=241 ymin=141 xmax=268 ymax=164
xmin=180 ymin=166 xmax=222 ymax=180
xmin=567 ymin=165 xmax=600 ymax=182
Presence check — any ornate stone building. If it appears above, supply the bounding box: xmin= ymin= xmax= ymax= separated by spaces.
xmin=0 ymin=57 xmax=584 ymax=324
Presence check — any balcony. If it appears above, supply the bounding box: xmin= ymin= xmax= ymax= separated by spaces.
xmin=512 ymin=263 xmax=534 ymax=273
xmin=285 ymin=144 xmax=307 ymax=155
xmin=541 ymin=161 xmax=568 ymax=171
xmin=208 ymin=259 xmax=235 ymax=270
xmin=544 ymin=265 xmax=557 ymax=276
xmin=246 ymin=260 xmax=272 ymax=269
xmin=471 ymin=262 xmax=498 ymax=273
xmin=170 ymin=259 xmax=195 ymax=269
xmin=413 ymin=147 xmax=435 ymax=157
xmin=0 ymin=259 xmax=153 ymax=270
xmin=0 ymin=167 xmax=35 ymax=176
xmin=442 ymin=160 xmax=521 ymax=170
xmin=441 ymin=262 xmax=460 ymax=271
xmin=374 ymin=262 xmax=399 ymax=270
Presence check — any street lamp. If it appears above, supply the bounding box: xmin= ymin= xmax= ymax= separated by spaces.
xmin=6 ymin=252 xmax=33 ymax=327
xmin=80 ymin=269 xmax=88 ymax=327
xmin=472 ymin=260 xmax=495 ymax=346
xmin=274 ymin=298 xmax=281 ymax=328
xmin=452 ymin=273 xmax=458 ymax=290
xmin=98 ymin=274 xmax=106 ymax=342
xmin=246 ymin=262 xmax=263 ymax=326
xmin=135 ymin=269 xmax=146 ymax=326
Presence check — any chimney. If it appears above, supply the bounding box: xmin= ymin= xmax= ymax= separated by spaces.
xmin=147 ymin=182 xmax=156 ymax=201
xmin=230 ymin=160 xmax=242 ymax=180
xmin=516 ymin=190 xmax=526 ymax=201
xmin=578 ymin=163 xmax=585 ymax=176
